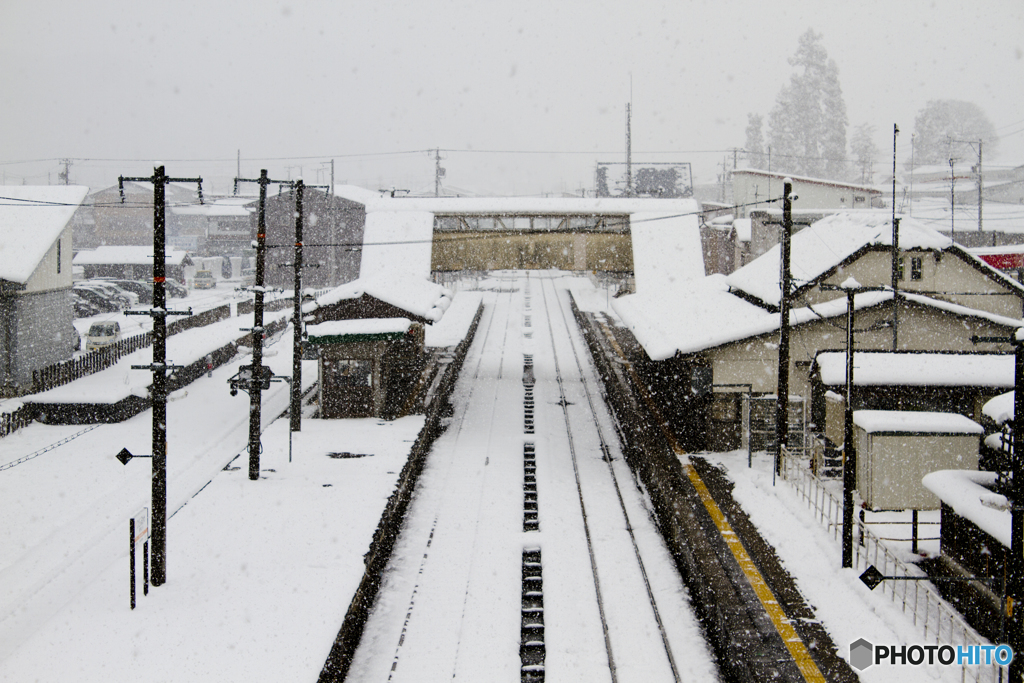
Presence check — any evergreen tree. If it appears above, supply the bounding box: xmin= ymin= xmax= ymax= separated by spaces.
xmin=766 ymin=29 xmax=848 ymax=179
xmin=849 ymin=123 xmax=879 ymax=184
xmin=745 ymin=113 xmax=767 ymax=169
xmin=910 ymin=100 xmax=998 ymax=168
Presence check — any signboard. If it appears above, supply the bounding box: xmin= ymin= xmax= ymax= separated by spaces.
xmin=595 ymin=162 xmax=693 ymax=198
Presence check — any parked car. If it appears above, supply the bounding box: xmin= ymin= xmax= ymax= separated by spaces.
xmin=165 ymin=279 xmax=188 ymax=298
xmin=193 ymin=270 xmax=216 ymax=290
xmin=85 ymin=321 xmax=121 ymax=351
xmin=84 ymin=280 xmax=139 ymax=307
xmin=72 ymin=284 xmax=122 ymax=313
xmin=72 ymin=292 xmax=103 ymax=318
xmin=94 ymin=278 xmax=153 ymax=304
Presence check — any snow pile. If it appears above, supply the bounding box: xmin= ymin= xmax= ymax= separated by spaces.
xmin=0 ymin=185 xmax=89 ymax=284
xmin=630 ymin=211 xmax=705 ymax=294
xmin=983 ymin=391 xmax=1015 ymax=425
xmin=424 ymin=291 xmax=482 ymax=348
xmin=922 ymin=469 xmax=1009 ymax=548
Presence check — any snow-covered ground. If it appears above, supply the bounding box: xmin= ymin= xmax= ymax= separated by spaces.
xmin=0 ymin=272 xmax=1007 ymax=682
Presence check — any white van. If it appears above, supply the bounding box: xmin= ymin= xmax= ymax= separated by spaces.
xmin=85 ymin=321 xmax=121 ymax=351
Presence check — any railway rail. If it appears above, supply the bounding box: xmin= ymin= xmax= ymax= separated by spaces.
xmin=332 ymin=271 xmax=855 ymax=683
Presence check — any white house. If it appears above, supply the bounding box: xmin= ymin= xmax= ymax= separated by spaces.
xmin=0 ymin=185 xmax=89 ymax=395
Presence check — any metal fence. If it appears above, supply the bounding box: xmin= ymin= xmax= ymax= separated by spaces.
xmin=780 ymin=450 xmax=1006 ymax=683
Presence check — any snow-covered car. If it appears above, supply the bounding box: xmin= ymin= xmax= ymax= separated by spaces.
xmin=72 ymin=284 xmax=122 ymax=313
xmin=94 ymin=278 xmax=153 ymax=304
xmin=84 ymin=280 xmax=139 ymax=307
xmin=85 ymin=321 xmax=121 ymax=351
xmin=193 ymin=270 xmax=216 ymax=289
xmin=165 ymin=279 xmax=188 ymax=298
xmin=72 ymin=292 xmax=102 ymax=318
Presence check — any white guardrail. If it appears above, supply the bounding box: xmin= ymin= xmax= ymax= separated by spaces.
xmin=780 ymin=449 xmax=1005 ymax=683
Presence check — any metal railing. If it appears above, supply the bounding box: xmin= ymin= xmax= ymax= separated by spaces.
xmin=780 ymin=450 xmax=1006 ymax=683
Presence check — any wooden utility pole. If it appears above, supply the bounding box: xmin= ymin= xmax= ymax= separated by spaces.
xmin=291 ymin=180 xmax=305 ymax=432
xmin=774 ymin=179 xmax=793 ymax=477
xmin=118 ymin=167 xmax=202 ymax=586
xmin=234 ymin=170 xmax=291 ymax=479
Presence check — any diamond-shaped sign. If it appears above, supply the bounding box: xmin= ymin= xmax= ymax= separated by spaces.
xmin=116 ymin=448 xmax=134 ymax=466
xmin=859 ymin=565 xmax=885 ymax=591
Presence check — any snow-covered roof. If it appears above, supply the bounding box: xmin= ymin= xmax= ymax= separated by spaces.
xmin=171 ymin=197 xmax=252 ymax=217
xmin=922 ymin=470 xmax=1010 ymax=548
xmin=733 ymin=168 xmax=883 ymax=194
xmin=733 ymin=218 xmax=752 ymax=243
xmin=612 ymin=278 xmax=893 ymax=361
xmin=725 ymin=211 xmax=952 ymax=308
xmin=309 ymin=272 xmax=453 ymax=323
xmin=358 ymin=211 xmax=435 ymax=280
xmin=0 ymin=185 xmax=89 ymax=284
xmin=853 ymin=409 xmax=984 ymax=435
xmin=816 ymin=352 xmax=1014 ymax=388
xmin=73 ymin=246 xmax=192 ymax=267
xmin=334 ymin=186 xmax=701 ymax=216
xmin=631 ymin=211 xmax=705 ymax=294
xmin=335 ymin=186 xmax=705 ymax=284
xmin=306 ymin=318 xmax=412 ymax=341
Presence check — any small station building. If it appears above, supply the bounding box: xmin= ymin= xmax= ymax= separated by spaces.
xmin=304 ymin=273 xmax=452 ymax=419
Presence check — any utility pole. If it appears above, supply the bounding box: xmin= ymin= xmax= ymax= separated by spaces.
xmin=774 ymin=179 xmax=793 ymax=478
xmin=978 ymin=140 xmax=983 ymax=233
xmin=291 ymin=180 xmax=305 ymax=432
xmin=892 ymin=124 xmax=900 ymax=351
xmin=434 ymin=149 xmax=445 ymax=197
xmin=58 ymin=159 xmax=72 ymax=185
xmin=233 ymin=170 xmax=290 ymax=480
xmin=949 ymin=157 xmax=957 ymax=240
xmin=625 ymin=103 xmax=633 ymax=197
xmin=118 ymin=167 xmax=202 ymax=587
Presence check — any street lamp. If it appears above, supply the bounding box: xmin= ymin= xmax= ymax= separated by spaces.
xmin=820 ymin=278 xmax=889 ymax=569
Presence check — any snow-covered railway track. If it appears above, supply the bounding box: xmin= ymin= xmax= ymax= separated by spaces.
xmin=344 ymin=272 xmax=715 ymax=683
xmin=534 ymin=275 xmax=682 ymax=682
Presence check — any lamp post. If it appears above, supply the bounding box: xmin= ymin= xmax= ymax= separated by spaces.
xmin=821 ymin=279 xmax=888 ymax=568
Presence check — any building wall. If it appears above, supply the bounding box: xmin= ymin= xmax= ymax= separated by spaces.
xmin=261 ymin=190 xmax=365 ymax=290
xmin=707 ymin=300 xmax=1016 ymax=422
xmin=1 ymin=288 xmax=76 ymax=393
xmin=24 ymin=224 xmax=73 ymax=294
xmin=733 ymin=171 xmax=880 ymax=220
xmin=802 ymin=249 xmax=1024 ymax=319
xmin=856 ymin=431 xmax=979 ymax=510
xmin=430 ymin=231 xmax=633 ymax=272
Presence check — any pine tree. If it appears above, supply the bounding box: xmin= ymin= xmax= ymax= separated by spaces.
xmin=849 ymin=123 xmax=879 ymax=184
xmin=745 ymin=114 xmax=767 ymax=169
xmin=910 ymin=100 xmax=998 ymax=168
xmin=766 ymin=29 xmax=848 ymax=179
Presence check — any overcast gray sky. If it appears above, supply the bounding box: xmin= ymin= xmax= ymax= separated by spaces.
xmin=2 ymin=0 xmax=1022 ymax=196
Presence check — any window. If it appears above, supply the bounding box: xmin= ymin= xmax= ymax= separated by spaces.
xmin=911 ymin=256 xmax=923 ymax=280
xmin=897 ymin=257 xmax=905 ymax=281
